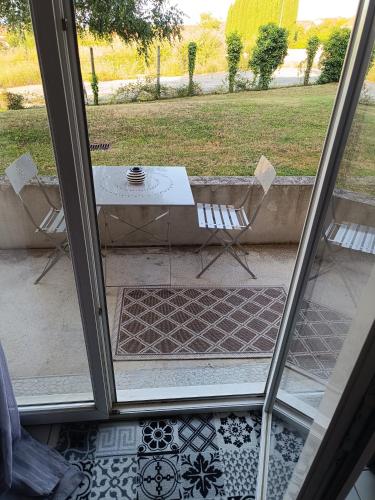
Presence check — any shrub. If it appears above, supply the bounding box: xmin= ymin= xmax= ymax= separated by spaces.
xmin=366 ymin=47 xmax=375 ymax=76
xmin=91 ymin=72 xmax=99 ymax=105
xmin=112 ymin=78 xmax=157 ymax=103
xmin=6 ymin=91 xmax=24 ymax=110
xmin=188 ymin=42 xmax=198 ymax=96
xmin=111 ymin=77 xmax=184 ymax=103
xmin=249 ymin=23 xmax=288 ymax=90
xmin=234 ymin=75 xmax=253 ymax=91
xmin=303 ymin=35 xmax=320 ymax=85
xmin=226 ymin=32 xmax=243 ymax=93
xmin=0 ymin=90 xmax=7 ymax=110
xmin=318 ymin=29 xmax=351 ymax=84
xmin=175 ymin=82 xmax=202 ymax=98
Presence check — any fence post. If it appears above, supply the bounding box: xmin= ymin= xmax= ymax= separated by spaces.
xmin=90 ymin=46 xmax=95 ymax=76
xmin=156 ymin=46 xmax=161 ymax=99
xmin=90 ymin=46 xmax=99 ymax=105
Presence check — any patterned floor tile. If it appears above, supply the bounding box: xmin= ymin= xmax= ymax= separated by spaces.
xmin=227 ymin=496 xmax=255 ymax=500
xmin=56 ymin=422 xmax=98 ymax=461
xmin=90 ymin=457 xmax=137 ymax=499
xmin=215 ymin=412 xmax=260 ymax=451
xmin=267 ymin=456 xmax=295 ymax=500
xmin=181 ymin=452 xmax=225 ymax=499
xmin=96 ymin=421 xmax=138 ymax=457
xmin=270 ymin=418 xmax=305 ymax=464
xmin=54 ymin=412 xmax=305 ymax=500
xmin=138 ymin=417 xmax=180 ymax=455
xmin=266 ymin=418 xmax=305 ymax=500
xmin=178 ymin=414 xmax=218 ymax=453
xmin=137 ymin=453 xmax=181 ymax=499
xmin=220 ymin=448 xmax=258 ymax=497
xmin=67 ymin=461 xmax=94 ymax=500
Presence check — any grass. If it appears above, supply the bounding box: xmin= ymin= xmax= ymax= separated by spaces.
xmin=0 ymin=84 xmax=340 ymax=177
xmin=0 ymin=28 xmax=227 ymax=88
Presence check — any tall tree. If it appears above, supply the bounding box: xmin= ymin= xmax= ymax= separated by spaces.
xmin=226 ymin=0 xmax=299 ymax=46
xmin=0 ymin=0 xmax=183 ymax=55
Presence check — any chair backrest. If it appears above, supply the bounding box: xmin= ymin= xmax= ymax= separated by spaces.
xmin=5 ymin=153 xmax=38 ymax=195
xmin=239 ymin=155 xmax=276 ymax=209
xmin=254 ymin=155 xmax=276 ymax=195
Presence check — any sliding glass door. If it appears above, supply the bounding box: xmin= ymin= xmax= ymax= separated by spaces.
xmin=261 ymin=0 xmax=375 ymax=497
xmin=2 ymin=4 xmax=373 ymax=498
xmin=0 ymin=0 xmax=114 ymax=422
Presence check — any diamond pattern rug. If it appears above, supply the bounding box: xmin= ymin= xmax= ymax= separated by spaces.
xmin=114 ymin=287 xmax=284 ymax=360
xmin=113 ymin=286 xmax=351 ymax=380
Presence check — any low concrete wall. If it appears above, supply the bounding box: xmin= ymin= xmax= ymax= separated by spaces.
xmin=2 ymin=175 xmax=374 ymax=250
xmin=0 ymin=175 xmax=315 ymax=249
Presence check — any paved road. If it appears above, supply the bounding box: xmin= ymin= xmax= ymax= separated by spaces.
xmin=8 ymin=67 xmax=375 ymax=103
xmin=9 ymin=68 xmax=321 ymax=102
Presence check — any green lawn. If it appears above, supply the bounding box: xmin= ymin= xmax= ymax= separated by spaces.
xmin=0 ymin=84 xmax=339 ymax=177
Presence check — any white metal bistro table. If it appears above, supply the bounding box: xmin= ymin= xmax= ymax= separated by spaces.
xmin=93 ymin=165 xmax=195 ymax=252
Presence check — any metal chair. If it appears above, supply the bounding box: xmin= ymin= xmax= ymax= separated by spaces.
xmin=325 ymin=221 xmax=375 ymax=254
xmin=5 ymin=153 xmax=70 ymax=285
xmin=309 ymin=195 xmax=375 ymax=306
xmin=195 ymin=155 xmax=276 ymax=278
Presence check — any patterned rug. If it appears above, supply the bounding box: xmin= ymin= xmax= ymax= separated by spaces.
xmin=113 ymin=287 xmax=350 ymax=380
xmin=55 ymin=411 xmax=304 ymax=500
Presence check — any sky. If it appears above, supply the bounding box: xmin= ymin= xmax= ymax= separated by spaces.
xmin=174 ymin=0 xmax=359 ymax=25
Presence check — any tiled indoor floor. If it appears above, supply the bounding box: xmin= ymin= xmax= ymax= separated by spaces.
xmin=26 ymin=416 xmax=374 ymax=500
xmin=51 ymin=411 xmax=304 ymax=500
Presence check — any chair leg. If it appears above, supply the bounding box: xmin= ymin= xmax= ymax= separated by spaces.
xmin=235 ymin=241 xmax=250 ymax=256
xmin=34 ymin=239 xmax=69 ymax=284
xmin=227 ymin=247 xmax=256 ymax=279
xmin=34 ymin=248 xmax=64 ymax=284
xmin=222 ymin=229 xmax=249 ymax=255
xmin=195 ymin=230 xmax=218 ymax=254
xmin=197 ymin=230 xmax=256 ymax=279
xmin=196 ymin=245 xmax=227 ymax=278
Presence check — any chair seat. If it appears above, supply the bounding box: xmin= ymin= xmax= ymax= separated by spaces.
xmin=39 ymin=208 xmax=66 ymax=234
xmin=38 ymin=206 xmax=102 ymax=235
xmin=326 ymin=221 xmax=375 ymax=254
xmin=197 ymin=203 xmax=248 ymax=230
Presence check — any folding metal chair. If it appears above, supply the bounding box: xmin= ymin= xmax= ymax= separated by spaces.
xmin=309 ymin=194 xmax=375 ymax=305
xmin=6 ymin=153 xmax=70 ymax=285
xmin=195 ymin=155 xmax=276 ymax=278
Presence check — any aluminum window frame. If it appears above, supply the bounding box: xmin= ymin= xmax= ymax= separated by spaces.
xmin=20 ymin=0 xmax=116 ymax=424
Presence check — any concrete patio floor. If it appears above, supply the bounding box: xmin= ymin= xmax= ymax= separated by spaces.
xmin=1 ymin=242 xmax=368 ymax=408
xmin=1 ymin=244 xmax=295 ymax=404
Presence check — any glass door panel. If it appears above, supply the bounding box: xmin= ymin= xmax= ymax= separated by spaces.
xmin=0 ymin=30 xmax=93 ymax=408
xmin=76 ymin=12 xmax=300 ymax=405
xmin=265 ymin=1 xmax=375 ymax=495
xmin=277 ymin=39 xmax=375 ymax=414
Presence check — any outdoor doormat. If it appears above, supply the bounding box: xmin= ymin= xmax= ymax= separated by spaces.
xmin=113 ymin=287 xmax=351 ymax=380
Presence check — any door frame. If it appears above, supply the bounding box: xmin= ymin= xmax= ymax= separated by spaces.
xmin=18 ymin=0 xmax=375 ymax=498
xmin=21 ymin=0 xmax=116 ymax=424
xmin=20 ymin=11 xmax=375 ymax=494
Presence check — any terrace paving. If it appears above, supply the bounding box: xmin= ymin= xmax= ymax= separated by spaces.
xmin=1 ymin=243 xmax=367 ymax=409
